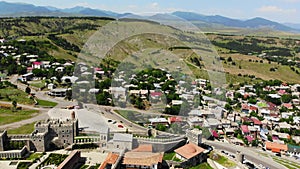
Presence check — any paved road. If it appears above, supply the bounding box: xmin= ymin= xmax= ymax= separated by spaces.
xmin=85 ymin=104 xmax=179 ymax=136
xmin=0 ymin=75 xmax=77 ymax=130
xmin=205 ymin=140 xmax=287 ymax=169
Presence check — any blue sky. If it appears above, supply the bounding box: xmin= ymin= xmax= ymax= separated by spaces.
xmin=4 ymin=0 xmax=300 ymax=23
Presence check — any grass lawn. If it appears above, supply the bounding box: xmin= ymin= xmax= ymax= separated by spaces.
xmin=209 ymin=151 xmax=236 ymax=168
xmin=0 ymin=87 xmax=35 ymax=105
xmin=26 ymin=153 xmax=44 ymax=161
xmin=115 ymin=110 xmax=157 ymax=124
xmin=272 ymin=156 xmax=300 ymax=169
xmin=36 ymin=99 xmax=58 ymax=107
xmin=7 ymin=122 xmax=36 ymax=134
xmin=257 ymin=102 xmax=268 ymax=108
xmin=17 ymin=162 xmax=32 ymax=169
xmin=0 ymin=109 xmax=39 ymax=125
xmin=38 ymin=153 xmax=68 ymax=167
xmin=163 ymin=152 xmax=176 ymax=160
xmin=29 ymin=80 xmax=45 ymax=88
xmin=188 ymin=162 xmax=214 ymax=169
xmin=162 ymin=152 xmax=182 ymax=162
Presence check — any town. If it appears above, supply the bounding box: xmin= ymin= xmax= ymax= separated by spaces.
xmin=0 ymin=31 xmax=299 ymax=169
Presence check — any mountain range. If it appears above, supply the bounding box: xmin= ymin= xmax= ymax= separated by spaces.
xmin=0 ymin=1 xmax=299 ymax=32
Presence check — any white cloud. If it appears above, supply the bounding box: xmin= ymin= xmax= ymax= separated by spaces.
xmin=151 ymin=2 xmax=159 ymax=9
xmin=257 ymin=6 xmax=297 ymax=13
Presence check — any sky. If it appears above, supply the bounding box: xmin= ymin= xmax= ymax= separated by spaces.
xmin=3 ymin=0 xmax=300 ymax=23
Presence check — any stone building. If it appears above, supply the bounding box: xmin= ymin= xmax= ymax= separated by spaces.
xmin=0 ymin=130 xmax=8 ymax=151
xmin=107 ymin=133 xmax=133 ymax=151
xmin=31 ymin=118 xmax=78 ymax=152
xmin=186 ymin=128 xmax=202 ymax=146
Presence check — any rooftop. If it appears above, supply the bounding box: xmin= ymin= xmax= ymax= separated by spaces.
xmin=265 ymin=142 xmax=288 ymax=152
xmin=132 ymin=144 xmax=153 ymax=152
xmin=123 ymin=152 xmax=163 ymax=166
xmin=98 ymin=152 xmax=119 ymax=169
xmin=174 ymin=143 xmax=205 ymax=159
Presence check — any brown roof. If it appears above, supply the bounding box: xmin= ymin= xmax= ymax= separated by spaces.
xmin=265 ymin=142 xmax=288 ymax=152
xmin=57 ymin=150 xmax=80 ymax=169
xmin=174 ymin=143 xmax=205 ymax=159
xmin=123 ymin=152 xmax=163 ymax=166
xmin=99 ymin=152 xmax=119 ymax=169
xmin=132 ymin=144 xmax=153 ymax=152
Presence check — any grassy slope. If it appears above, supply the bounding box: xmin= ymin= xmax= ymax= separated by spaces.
xmin=221 ymin=54 xmax=300 ymax=84
xmin=8 ymin=122 xmax=36 ymax=134
xmin=0 ymin=109 xmax=38 ymax=125
xmin=0 ymin=87 xmax=35 ymax=105
xmin=1 ymin=17 xmax=299 ymax=84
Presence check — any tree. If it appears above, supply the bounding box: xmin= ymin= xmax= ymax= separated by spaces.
xmin=25 ymin=86 xmax=31 ymax=94
xmin=12 ymin=100 xmax=17 ymax=112
xmin=65 ymin=90 xmax=72 ymax=101
xmin=225 ymin=103 xmax=233 ymax=112
xmin=281 ymin=94 xmax=292 ymax=103
xmin=156 ymin=124 xmax=166 ymax=131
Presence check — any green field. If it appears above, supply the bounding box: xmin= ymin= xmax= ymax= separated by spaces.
xmin=272 ymin=156 xmax=300 ymax=169
xmin=209 ymin=151 xmax=236 ymax=168
xmin=0 ymin=109 xmax=38 ymax=125
xmin=188 ymin=162 xmax=214 ymax=169
xmin=26 ymin=153 xmax=44 ymax=161
xmin=36 ymin=99 xmax=58 ymax=107
xmin=222 ymin=54 xmax=300 ymax=84
xmin=28 ymin=80 xmax=46 ymax=89
xmin=8 ymin=122 xmax=36 ymax=134
xmin=0 ymin=87 xmax=35 ymax=105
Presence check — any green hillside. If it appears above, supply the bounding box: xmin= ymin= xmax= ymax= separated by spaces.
xmin=0 ymin=17 xmax=299 ymax=84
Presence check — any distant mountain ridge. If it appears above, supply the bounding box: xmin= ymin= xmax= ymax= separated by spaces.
xmin=171 ymin=11 xmax=296 ymax=32
xmin=0 ymin=1 xmax=299 ymax=32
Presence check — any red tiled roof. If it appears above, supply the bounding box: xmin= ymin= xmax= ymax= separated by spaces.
xmin=251 ymin=118 xmax=262 ymax=125
xmin=123 ymin=152 xmax=163 ymax=166
xmin=249 ymin=105 xmax=258 ymax=111
xmin=99 ymin=152 xmax=119 ymax=169
xmin=267 ymin=102 xmax=276 ymax=109
xmin=278 ymin=90 xmax=286 ymax=95
xmin=246 ymin=135 xmax=254 ymax=142
xmin=241 ymin=125 xmax=249 ymax=133
xmin=282 ymin=103 xmax=293 ymax=109
xmin=150 ymin=92 xmax=162 ymax=97
xmin=32 ymin=61 xmax=41 ymax=65
xmin=174 ymin=143 xmax=205 ymax=159
xmin=169 ymin=116 xmax=183 ymax=123
xmin=132 ymin=144 xmax=152 ymax=152
xmin=242 ymin=104 xmax=249 ymax=110
xmin=212 ymin=130 xmax=219 ymax=138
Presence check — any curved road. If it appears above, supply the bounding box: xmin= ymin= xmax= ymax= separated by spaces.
xmin=204 ymin=140 xmax=287 ymax=169
xmin=0 ymin=101 xmax=50 ymax=130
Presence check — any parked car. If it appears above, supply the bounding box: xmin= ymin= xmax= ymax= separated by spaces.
xmin=118 ymin=124 xmax=124 ymax=128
